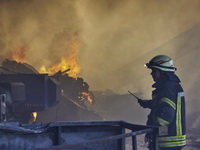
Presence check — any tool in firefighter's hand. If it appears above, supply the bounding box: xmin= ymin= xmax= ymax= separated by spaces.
xmin=128 ymin=91 xmax=140 ymax=101
xmin=128 ymin=91 xmax=148 ymax=108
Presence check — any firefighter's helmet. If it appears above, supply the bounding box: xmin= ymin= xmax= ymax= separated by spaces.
xmin=145 ymin=55 xmax=176 ymax=72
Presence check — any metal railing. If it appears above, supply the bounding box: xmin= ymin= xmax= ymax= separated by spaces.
xmin=0 ymin=120 xmax=159 ymax=150
xmin=33 ymin=121 xmax=159 ymax=150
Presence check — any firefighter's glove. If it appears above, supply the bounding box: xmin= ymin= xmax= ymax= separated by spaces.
xmin=138 ymin=99 xmax=149 ymax=108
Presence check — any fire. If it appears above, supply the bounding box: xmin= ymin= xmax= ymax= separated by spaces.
xmin=10 ymin=45 xmax=27 ymax=63
xmin=32 ymin=112 xmax=37 ymax=122
xmin=39 ymin=39 xmax=81 ymax=78
xmin=81 ymin=92 xmax=93 ymax=104
xmin=49 ymin=56 xmax=80 ymax=78
xmin=39 ymin=65 xmax=48 ymax=74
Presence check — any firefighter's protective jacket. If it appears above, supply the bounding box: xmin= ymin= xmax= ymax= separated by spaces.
xmin=145 ymin=72 xmax=186 ymax=148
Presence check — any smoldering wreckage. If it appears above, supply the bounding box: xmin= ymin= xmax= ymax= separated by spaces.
xmin=0 ymin=59 xmax=97 ymax=123
xmin=0 ymin=59 xmax=199 ymax=150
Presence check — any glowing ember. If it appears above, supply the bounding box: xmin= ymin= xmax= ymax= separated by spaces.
xmin=80 ymin=92 xmax=94 ymax=104
xmin=32 ymin=112 xmax=37 ymax=122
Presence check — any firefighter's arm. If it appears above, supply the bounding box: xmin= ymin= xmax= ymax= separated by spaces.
xmin=156 ymin=83 xmax=177 ymax=126
xmin=156 ymin=97 xmax=176 ymax=126
xmin=128 ymin=91 xmax=153 ymax=109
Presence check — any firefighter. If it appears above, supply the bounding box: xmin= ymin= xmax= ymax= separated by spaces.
xmin=138 ymin=55 xmax=186 ymax=150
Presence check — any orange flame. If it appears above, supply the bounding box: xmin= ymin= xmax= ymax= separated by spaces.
xmin=39 ymin=39 xmax=81 ymax=78
xmin=10 ymin=45 xmax=27 ymax=63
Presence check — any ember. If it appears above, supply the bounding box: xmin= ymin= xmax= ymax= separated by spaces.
xmin=81 ymin=92 xmax=94 ymax=104
xmin=32 ymin=112 xmax=37 ymax=122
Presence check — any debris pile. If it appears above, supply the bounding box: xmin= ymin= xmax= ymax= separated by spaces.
xmin=53 ymin=70 xmax=95 ymax=107
xmin=0 ymin=59 xmax=102 ymax=123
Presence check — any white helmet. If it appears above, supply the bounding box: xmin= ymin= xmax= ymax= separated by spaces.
xmin=145 ymin=55 xmax=176 ymax=72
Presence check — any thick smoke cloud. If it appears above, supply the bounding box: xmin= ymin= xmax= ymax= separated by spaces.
xmin=0 ymin=0 xmax=200 ymax=95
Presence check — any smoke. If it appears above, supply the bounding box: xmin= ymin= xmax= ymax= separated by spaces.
xmin=0 ymin=0 xmax=80 ymax=67
xmin=0 ymin=0 xmax=200 ymax=94
xmin=75 ymin=0 xmax=200 ymax=93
